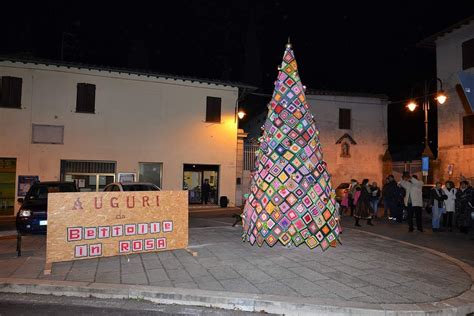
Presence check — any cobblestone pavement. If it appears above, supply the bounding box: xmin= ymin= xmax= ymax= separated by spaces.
xmin=0 ymin=216 xmax=471 ymax=305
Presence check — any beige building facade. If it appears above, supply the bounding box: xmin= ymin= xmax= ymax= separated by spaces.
xmin=0 ymin=59 xmax=251 ymax=214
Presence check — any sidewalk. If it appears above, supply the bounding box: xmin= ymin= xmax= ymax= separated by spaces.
xmin=0 ymin=216 xmax=473 ymax=315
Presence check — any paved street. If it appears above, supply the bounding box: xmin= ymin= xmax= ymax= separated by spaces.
xmin=0 ymin=214 xmax=472 ymax=308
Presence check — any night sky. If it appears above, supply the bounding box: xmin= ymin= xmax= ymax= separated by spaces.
xmin=2 ymin=1 xmax=473 ymax=154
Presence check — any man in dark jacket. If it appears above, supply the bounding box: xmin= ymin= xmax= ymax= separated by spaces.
xmin=382 ymin=175 xmax=400 ymax=221
xmin=202 ymin=179 xmax=211 ymax=205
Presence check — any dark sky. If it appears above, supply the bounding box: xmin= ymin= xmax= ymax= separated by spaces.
xmin=2 ymin=1 xmax=473 ymax=152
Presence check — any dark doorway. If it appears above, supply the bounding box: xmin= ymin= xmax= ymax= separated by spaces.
xmin=183 ymin=164 xmax=219 ymax=204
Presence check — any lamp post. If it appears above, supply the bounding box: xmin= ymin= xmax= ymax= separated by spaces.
xmin=406 ymin=78 xmax=447 ymax=183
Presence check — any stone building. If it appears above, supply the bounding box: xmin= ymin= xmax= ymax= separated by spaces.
xmin=420 ymin=16 xmax=474 ymax=183
xmin=243 ymin=89 xmax=388 ymax=188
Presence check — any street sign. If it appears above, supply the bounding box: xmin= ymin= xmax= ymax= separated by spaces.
xmin=458 ymin=71 xmax=474 ymax=112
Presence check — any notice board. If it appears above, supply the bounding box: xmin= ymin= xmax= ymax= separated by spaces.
xmin=46 ymin=191 xmax=188 ymax=265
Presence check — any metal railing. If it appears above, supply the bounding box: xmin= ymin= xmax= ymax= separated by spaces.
xmin=244 ymin=144 xmax=259 ymax=171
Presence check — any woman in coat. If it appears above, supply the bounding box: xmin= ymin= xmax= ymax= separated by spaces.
xmin=443 ymin=181 xmax=457 ymax=232
xmin=354 ymin=179 xmax=374 ymax=227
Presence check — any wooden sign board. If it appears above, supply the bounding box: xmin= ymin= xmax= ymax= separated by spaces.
xmin=46 ymin=191 xmax=188 ymax=265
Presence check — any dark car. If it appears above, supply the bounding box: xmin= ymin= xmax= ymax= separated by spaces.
xmin=16 ymin=181 xmax=77 ymax=234
xmin=335 ymin=182 xmax=350 ymax=202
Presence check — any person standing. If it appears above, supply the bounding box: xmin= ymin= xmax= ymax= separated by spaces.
xmin=443 ymin=181 xmax=457 ymax=232
xmin=430 ymin=181 xmax=447 ymax=232
xmin=399 ymin=172 xmax=424 ymax=232
xmin=383 ymin=175 xmax=399 ymax=220
xmin=348 ymin=179 xmax=358 ymax=217
xmin=382 ymin=177 xmax=390 ymax=218
xmin=202 ymin=179 xmax=211 ymax=205
xmin=455 ymin=181 xmax=474 ymax=234
xmin=354 ymin=179 xmax=374 ymax=227
xmin=370 ymin=181 xmax=381 ymax=218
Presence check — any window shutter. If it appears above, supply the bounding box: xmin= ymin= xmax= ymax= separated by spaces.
xmin=10 ymin=77 xmax=22 ymax=107
xmin=1 ymin=76 xmax=10 ymax=107
xmin=1 ymin=76 xmax=22 ymax=108
xmin=206 ymin=96 xmax=221 ymax=123
xmin=462 ymin=38 xmax=474 ymax=70
xmin=339 ymin=108 xmax=351 ymax=129
xmin=463 ymin=115 xmax=474 ymax=145
xmin=76 ymin=83 xmax=96 ymax=113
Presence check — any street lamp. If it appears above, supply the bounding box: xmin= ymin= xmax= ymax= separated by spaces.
xmin=406 ymin=78 xmax=447 ymax=183
xmin=237 ymin=110 xmax=246 ymax=120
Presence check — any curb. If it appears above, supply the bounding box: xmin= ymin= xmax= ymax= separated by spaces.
xmin=0 ymin=277 xmax=473 ymax=316
xmin=0 ymin=231 xmax=473 ymax=315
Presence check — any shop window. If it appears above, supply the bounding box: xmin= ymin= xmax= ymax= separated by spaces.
xmin=206 ymin=96 xmax=221 ymax=123
xmin=462 ymin=38 xmax=474 ymax=70
xmin=76 ymin=83 xmax=96 ymax=113
xmin=139 ymin=162 xmax=163 ymax=189
xmin=339 ymin=108 xmax=351 ymax=129
xmin=463 ymin=114 xmax=474 ymax=145
xmin=0 ymin=76 xmax=22 ymax=108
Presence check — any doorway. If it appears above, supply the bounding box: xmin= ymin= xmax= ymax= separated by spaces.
xmin=183 ymin=164 xmax=219 ymax=204
xmin=0 ymin=158 xmax=16 ymax=215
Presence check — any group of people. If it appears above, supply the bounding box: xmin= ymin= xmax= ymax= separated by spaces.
xmin=339 ymin=172 xmax=474 ymax=234
xmin=429 ymin=179 xmax=473 ymax=233
xmin=340 ymin=178 xmax=381 ymax=227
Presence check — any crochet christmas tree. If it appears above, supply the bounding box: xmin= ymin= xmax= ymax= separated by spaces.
xmin=242 ymin=43 xmax=341 ymax=250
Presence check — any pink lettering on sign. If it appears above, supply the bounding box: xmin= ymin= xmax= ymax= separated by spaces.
xmin=156 ymin=238 xmax=167 ymax=249
xmin=98 ymin=226 xmax=110 ymax=238
xmin=132 ymin=240 xmax=143 ymax=252
xmin=67 ymin=227 xmax=82 ymax=242
xmin=125 ymin=224 xmax=136 ymax=236
xmin=142 ymin=196 xmax=150 ymax=207
xmin=150 ymin=222 xmax=160 ymax=233
xmin=144 ymin=239 xmax=155 ymax=250
xmin=126 ymin=196 xmax=135 ymax=208
xmin=94 ymin=197 xmax=103 ymax=209
xmin=163 ymin=221 xmax=173 ymax=232
xmin=74 ymin=245 xmax=88 ymax=258
xmin=84 ymin=227 xmax=97 ymax=240
xmin=89 ymin=243 xmax=102 ymax=256
xmin=112 ymin=225 xmax=123 ymax=237
xmin=137 ymin=223 xmax=148 ymax=235
xmin=111 ymin=197 xmax=119 ymax=208
xmin=119 ymin=241 xmax=131 ymax=253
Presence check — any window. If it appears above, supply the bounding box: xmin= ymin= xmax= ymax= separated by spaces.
xmin=463 ymin=115 xmax=474 ymax=145
xmin=76 ymin=83 xmax=96 ymax=113
xmin=139 ymin=162 xmax=163 ymax=189
xmin=339 ymin=108 xmax=351 ymax=129
xmin=206 ymin=96 xmax=221 ymax=123
xmin=462 ymin=38 xmax=474 ymax=70
xmin=0 ymin=76 xmax=22 ymax=108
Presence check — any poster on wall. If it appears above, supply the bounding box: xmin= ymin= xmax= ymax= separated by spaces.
xmin=46 ymin=191 xmax=188 ymax=266
xmin=118 ymin=173 xmax=136 ymax=183
xmin=18 ymin=176 xmax=40 ymax=197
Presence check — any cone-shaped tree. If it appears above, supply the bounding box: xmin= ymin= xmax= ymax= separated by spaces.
xmin=242 ymin=43 xmax=341 ymax=250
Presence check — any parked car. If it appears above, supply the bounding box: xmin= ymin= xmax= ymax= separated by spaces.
xmin=335 ymin=182 xmax=350 ymax=202
xmin=103 ymin=182 xmax=161 ymax=192
xmin=16 ymin=181 xmax=77 ymax=234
